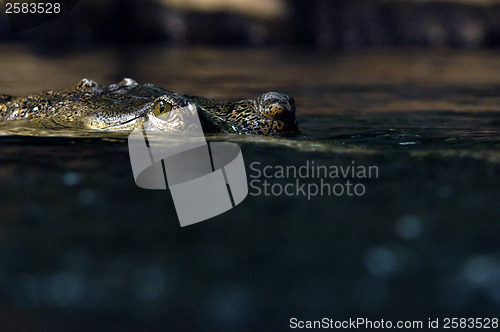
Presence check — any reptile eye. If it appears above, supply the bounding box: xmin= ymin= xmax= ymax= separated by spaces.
xmin=154 ymin=101 xmax=172 ymax=118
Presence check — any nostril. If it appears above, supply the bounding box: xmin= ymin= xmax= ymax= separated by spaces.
xmin=266 ymin=103 xmax=286 ymax=119
xmin=259 ymin=92 xmax=296 ymax=121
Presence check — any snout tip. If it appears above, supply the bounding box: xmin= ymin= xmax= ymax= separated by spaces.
xmin=260 ymin=92 xmax=296 ymax=120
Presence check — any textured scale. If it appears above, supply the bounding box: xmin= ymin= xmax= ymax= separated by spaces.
xmin=0 ymin=79 xmax=298 ymax=136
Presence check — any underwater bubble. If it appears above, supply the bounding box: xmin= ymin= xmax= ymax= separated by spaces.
xmin=364 ymin=246 xmax=398 ymax=277
xmin=462 ymin=255 xmax=500 ymax=286
xmin=47 ymin=271 xmax=86 ymax=307
xmin=396 ymin=215 xmax=424 ymax=240
xmin=62 ymin=172 xmax=82 ymax=186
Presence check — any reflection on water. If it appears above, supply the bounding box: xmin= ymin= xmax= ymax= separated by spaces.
xmin=0 ymin=46 xmax=499 ymax=330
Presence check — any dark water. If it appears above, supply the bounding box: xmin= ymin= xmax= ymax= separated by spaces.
xmin=0 ymin=46 xmax=499 ymax=331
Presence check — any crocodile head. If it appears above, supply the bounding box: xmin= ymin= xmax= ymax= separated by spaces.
xmin=2 ymin=78 xmax=299 ymax=136
xmin=144 ymin=91 xmax=299 ymax=136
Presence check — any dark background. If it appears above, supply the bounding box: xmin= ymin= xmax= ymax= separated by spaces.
xmin=1 ymin=1 xmax=500 ymax=331
xmin=2 ymin=0 xmax=500 ymax=52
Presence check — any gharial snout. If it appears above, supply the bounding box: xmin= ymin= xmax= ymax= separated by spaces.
xmin=259 ymin=92 xmax=296 ymax=122
xmin=256 ymin=92 xmax=298 ymax=135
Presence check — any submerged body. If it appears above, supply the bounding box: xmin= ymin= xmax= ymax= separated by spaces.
xmin=0 ymin=78 xmax=298 ymax=135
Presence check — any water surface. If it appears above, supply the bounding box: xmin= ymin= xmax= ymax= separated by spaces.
xmin=0 ymin=46 xmax=499 ymax=331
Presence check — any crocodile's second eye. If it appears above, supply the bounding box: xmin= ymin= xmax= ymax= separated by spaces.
xmin=154 ymin=100 xmax=172 ymax=118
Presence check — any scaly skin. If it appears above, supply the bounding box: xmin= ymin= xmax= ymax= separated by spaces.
xmin=0 ymin=78 xmax=298 ymax=135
